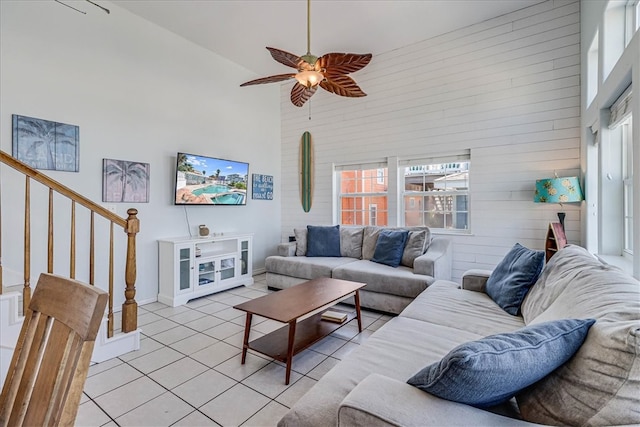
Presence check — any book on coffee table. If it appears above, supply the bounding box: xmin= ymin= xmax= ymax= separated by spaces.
xmin=321 ymin=310 xmax=347 ymax=323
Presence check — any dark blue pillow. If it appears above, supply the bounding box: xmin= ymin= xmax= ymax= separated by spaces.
xmin=306 ymin=225 xmax=341 ymax=257
xmin=371 ymin=230 xmax=409 ymax=267
xmin=407 ymin=318 xmax=595 ymax=408
xmin=486 ymin=243 xmax=545 ymax=315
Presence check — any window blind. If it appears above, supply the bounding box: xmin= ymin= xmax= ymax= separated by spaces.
xmin=399 ymin=149 xmax=470 ymax=167
xmin=609 ymin=85 xmax=632 ymax=129
xmin=334 ymin=160 xmax=387 ymax=171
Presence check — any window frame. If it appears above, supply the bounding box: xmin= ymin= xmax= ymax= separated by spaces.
xmin=625 ymin=0 xmax=640 ymax=45
xmin=399 ymin=154 xmax=471 ymax=234
xmin=622 ymin=117 xmax=634 ymax=256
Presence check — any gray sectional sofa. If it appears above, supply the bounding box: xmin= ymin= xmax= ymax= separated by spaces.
xmin=265 ymin=226 xmax=452 ymax=314
xmin=278 ymin=244 xmax=640 ymax=426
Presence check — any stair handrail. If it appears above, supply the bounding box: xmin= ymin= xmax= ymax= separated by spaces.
xmin=0 ymin=150 xmax=139 ymax=335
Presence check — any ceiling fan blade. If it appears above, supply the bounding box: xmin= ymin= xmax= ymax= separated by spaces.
xmin=240 ymin=74 xmax=296 ymax=86
xmin=317 ymin=53 xmax=372 ymax=75
xmin=320 ymin=74 xmax=367 ymax=98
xmin=266 ymin=47 xmax=305 ymax=69
xmin=291 ymin=82 xmax=317 ymax=107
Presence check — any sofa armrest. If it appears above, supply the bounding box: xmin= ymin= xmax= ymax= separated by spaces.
xmin=277 ymin=242 xmax=296 ymax=257
xmin=461 ymin=269 xmax=493 ymax=292
xmin=338 ymin=374 xmax=538 ymax=427
xmin=413 ymin=237 xmax=452 ymax=280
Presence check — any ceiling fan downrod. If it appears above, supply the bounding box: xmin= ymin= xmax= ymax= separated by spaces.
xmin=301 ymin=0 xmax=318 ymax=66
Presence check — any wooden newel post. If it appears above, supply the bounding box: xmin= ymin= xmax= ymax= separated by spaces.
xmin=121 ymin=208 xmax=139 ymax=333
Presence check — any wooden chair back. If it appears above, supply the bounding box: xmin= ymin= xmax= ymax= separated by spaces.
xmin=0 ymin=273 xmax=108 ymax=427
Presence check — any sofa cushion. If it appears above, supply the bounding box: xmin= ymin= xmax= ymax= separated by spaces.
xmin=516 ymin=245 xmax=640 ymax=426
xmin=265 ymin=256 xmax=358 ymax=280
xmin=361 ymin=226 xmax=382 ymax=260
xmin=486 ymin=243 xmax=544 ymax=315
xmin=306 ymin=225 xmax=341 ymax=257
xmin=279 ymin=315 xmax=488 ymax=427
xmin=407 ymin=318 xmax=595 ymax=408
xmin=294 ymin=228 xmax=307 ymax=256
xmin=400 ymin=281 xmax=525 ymax=337
xmin=371 ymin=230 xmax=409 ymax=268
xmin=333 ymin=260 xmax=432 ymax=298
xmin=521 ymin=245 xmax=595 ymax=323
xmin=401 ymin=230 xmax=428 ymax=268
xmin=340 ymin=227 xmax=364 ymax=259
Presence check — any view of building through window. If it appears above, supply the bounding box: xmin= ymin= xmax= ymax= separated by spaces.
xmin=338 ymin=168 xmax=388 ymax=226
xmin=403 ymin=162 xmax=470 ymax=230
xmin=337 ymin=160 xmax=471 ymax=231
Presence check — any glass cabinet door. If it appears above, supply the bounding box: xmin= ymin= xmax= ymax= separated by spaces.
xmin=219 ymin=257 xmax=236 ymax=281
xmin=197 ymin=260 xmax=216 ymax=287
xmin=178 ymin=247 xmax=191 ymax=291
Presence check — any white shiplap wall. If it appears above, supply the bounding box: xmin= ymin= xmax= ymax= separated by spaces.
xmin=280 ymin=0 xmax=581 ymax=282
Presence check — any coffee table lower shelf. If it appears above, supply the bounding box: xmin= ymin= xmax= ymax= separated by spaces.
xmin=247 ymin=311 xmax=356 ymax=363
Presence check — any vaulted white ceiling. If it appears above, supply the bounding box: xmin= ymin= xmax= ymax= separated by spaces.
xmin=113 ymin=0 xmax=544 ymax=76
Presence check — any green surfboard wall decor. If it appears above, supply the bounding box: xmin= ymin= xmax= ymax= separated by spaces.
xmin=299 ymin=131 xmax=313 ymax=212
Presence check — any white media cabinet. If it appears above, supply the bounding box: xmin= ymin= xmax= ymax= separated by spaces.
xmin=158 ymin=233 xmax=253 ymax=307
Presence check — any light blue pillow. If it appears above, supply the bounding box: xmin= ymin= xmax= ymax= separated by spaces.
xmin=407 ymin=318 xmax=596 ymax=408
xmin=371 ymin=229 xmax=409 ymax=267
xmin=486 ymin=243 xmax=545 ymax=315
xmin=306 ymin=225 xmax=341 ymax=257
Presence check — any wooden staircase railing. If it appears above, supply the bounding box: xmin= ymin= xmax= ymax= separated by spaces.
xmin=0 ymin=150 xmax=138 ymax=337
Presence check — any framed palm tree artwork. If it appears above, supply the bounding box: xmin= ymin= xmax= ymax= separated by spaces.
xmin=12 ymin=114 xmax=80 ymax=172
xmin=102 ymin=159 xmax=150 ymax=203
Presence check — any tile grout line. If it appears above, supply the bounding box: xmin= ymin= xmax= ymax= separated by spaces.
xmin=79 ymin=276 xmax=389 ymax=427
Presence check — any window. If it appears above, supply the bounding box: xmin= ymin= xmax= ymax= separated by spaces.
xmin=603 ymin=85 xmax=633 ymax=258
xmin=622 ymin=117 xmax=634 ymax=255
xmin=587 ymin=32 xmax=599 ymax=106
xmin=336 ymin=164 xmax=388 ymax=226
xmin=401 ymin=157 xmax=470 ymax=232
xmin=626 ymin=0 xmax=640 ymax=45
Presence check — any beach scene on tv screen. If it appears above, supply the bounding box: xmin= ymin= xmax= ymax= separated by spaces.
xmin=175 ymin=153 xmax=248 ymax=205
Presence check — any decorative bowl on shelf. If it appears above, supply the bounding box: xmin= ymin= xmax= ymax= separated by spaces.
xmin=199 ymin=225 xmax=210 ymax=237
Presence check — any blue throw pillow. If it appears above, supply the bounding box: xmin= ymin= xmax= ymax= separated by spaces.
xmin=306 ymin=225 xmax=341 ymax=257
xmin=371 ymin=229 xmax=409 ymax=267
xmin=486 ymin=243 xmax=545 ymax=315
xmin=407 ymin=318 xmax=596 ymax=408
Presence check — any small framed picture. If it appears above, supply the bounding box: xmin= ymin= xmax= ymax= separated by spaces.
xmin=12 ymin=114 xmax=79 ymax=172
xmin=252 ymin=174 xmax=273 ymax=200
xmin=102 ymin=158 xmax=150 ymax=203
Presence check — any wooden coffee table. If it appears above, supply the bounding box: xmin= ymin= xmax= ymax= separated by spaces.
xmin=233 ymin=277 xmax=366 ymax=384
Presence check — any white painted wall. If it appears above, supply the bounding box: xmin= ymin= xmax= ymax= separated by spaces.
xmin=0 ymin=1 xmax=282 ymax=305
xmin=280 ymin=0 xmax=583 ymax=281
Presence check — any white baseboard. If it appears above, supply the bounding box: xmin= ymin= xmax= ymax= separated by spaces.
xmin=91 ymin=318 xmax=141 ymax=363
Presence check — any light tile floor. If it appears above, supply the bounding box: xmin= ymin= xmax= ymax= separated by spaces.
xmin=77 ymin=274 xmax=390 ymax=427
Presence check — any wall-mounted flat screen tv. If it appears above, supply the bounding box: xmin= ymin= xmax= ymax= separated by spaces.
xmin=174 ymin=152 xmax=249 ymax=205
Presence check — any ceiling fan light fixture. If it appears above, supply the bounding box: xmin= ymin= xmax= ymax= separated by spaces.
xmin=239 ymin=0 xmax=372 ymax=107
xmin=294 ymin=70 xmax=324 ymax=88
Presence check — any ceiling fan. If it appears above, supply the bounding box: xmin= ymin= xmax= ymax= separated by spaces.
xmin=240 ymin=0 xmax=372 ymax=107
